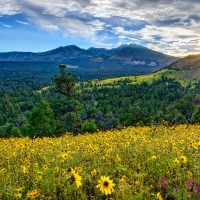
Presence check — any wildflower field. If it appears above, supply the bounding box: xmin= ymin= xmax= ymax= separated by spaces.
xmin=0 ymin=125 xmax=200 ymax=200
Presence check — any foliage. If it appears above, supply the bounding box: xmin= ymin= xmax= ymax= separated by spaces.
xmin=52 ymin=64 xmax=78 ymax=97
xmin=191 ymin=106 xmax=200 ymax=123
xmin=27 ymin=100 xmax=57 ymax=137
xmin=51 ymin=65 xmax=82 ymax=134
xmin=80 ymin=120 xmax=97 ymax=133
xmin=2 ymin=61 xmax=200 ymax=136
xmin=10 ymin=126 xmax=21 ymax=137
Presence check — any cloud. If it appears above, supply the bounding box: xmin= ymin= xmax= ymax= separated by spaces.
xmin=87 ymin=20 xmax=106 ymax=30
xmin=1 ymin=0 xmax=200 ymax=55
xmin=15 ymin=20 xmax=30 ymax=25
xmin=112 ymin=25 xmax=200 ymax=56
xmin=43 ymin=25 xmax=59 ymax=31
xmin=0 ymin=22 xmax=12 ymax=28
xmin=0 ymin=0 xmax=21 ymax=15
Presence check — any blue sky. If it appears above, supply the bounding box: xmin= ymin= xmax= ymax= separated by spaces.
xmin=0 ymin=0 xmax=200 ymax=56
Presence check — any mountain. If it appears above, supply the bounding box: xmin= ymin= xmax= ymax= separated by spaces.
xmin=0 ymin=52 xmax=35 ymax=61
xmin=88 ymin=44 xmax=178 ymax=67
xmin=0 ymin=45 xmax=94 ymax=62
xmin=108 ymin=44 xmax=178 ymax=67
xmin=0 ymin=44 xmax=179 ymax=71
xmin=87 ymin=44 xmax=128 ymax=56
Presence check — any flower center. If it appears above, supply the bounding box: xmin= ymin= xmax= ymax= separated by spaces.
xmin=104 ymin=181 xmax=109 ymax=187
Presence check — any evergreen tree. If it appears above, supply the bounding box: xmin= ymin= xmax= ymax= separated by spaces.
xmin=27 ymin=100 xmax=56 ymax=137
xmin=52 ymin=64 xmax=77 ymax=97
xmin=52 ymin=65 xmax=82 ymax=134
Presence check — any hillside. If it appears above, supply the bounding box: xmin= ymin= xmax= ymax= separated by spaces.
xmin=167 ymin=54 xmax=200 ymax=70
xmin=95 ymin=54 xmax=200 ymax=86
xmin=162 ymin=54 xmax=200 ymax=82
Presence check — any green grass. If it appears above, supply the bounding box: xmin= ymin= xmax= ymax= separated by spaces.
xmin=91 ymin=68 xmax=200 ymax=87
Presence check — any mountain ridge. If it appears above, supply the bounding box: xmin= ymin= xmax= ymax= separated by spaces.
xmin=0 ymin=44 xmax=179 ymax=71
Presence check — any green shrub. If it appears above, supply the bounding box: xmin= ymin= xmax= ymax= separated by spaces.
xmin=10 ymin=126 xmax=21 ymax=137
xmin=80 ymin=120 xmax=97 ymax=133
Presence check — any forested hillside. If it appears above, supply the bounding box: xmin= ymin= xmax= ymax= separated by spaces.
xmin=1 ymin=62 xmax=200 ymax=137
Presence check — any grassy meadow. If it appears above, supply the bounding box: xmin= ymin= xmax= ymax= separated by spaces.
xmin=0 ymin=125 xmax=200 ymax=199
xmin=92 ymin=69 xmax=197 ymax=87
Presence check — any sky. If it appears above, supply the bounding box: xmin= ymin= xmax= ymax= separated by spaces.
xmin=0 ymin=0 xmax=200 ymax=57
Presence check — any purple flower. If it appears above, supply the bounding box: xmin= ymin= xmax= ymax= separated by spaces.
xmin=161 ymin=176 xmax=168 ymax=188
xmin=194 ymin=182 xmax=200 ymax=196
xmin=188 ymin=180 xmax=193 ymax=190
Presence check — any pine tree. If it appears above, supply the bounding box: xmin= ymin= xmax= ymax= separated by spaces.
xmin=52 ymin=65 xmax=82 ymax=135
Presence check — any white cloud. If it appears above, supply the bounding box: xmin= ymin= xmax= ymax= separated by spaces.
xmin=30 ymin=15 xmax=97 ymax=39
xmin=59 ymin=18 xmax=96 ymax=38
xmin=87 ymin=20 xmax=106 ymax=31
xmin=15 ymin=20 xmax=30 ymax=25
xmin=0 ymin=0 xmax=20 ymax=15
xmin=112 ymin=25 xmax=200 ymax=56
xmin=42 ymin=3 xmax=68 ymax=17
xmin=0 ymin=22 xmax=12 ymax=28
xmin=43 ymin=25 xmax=59 ymax=31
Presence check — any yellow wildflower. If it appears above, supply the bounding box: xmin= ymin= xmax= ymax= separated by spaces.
xmin=27 ymin=189 xmax=40 ymax=199
xmin=180 ymin=156 xmax=187 ymax=164
xmin=91 ymin=169 xmax=97 ymax=176
xmin=151 ymin=156 xmax=157 ymax=161
xmin=96 ymin=176 xmax=115 ymax=195
xmin=54 ymin=167 xmax=59 ymax=173
xmin=157 ymin=192 xmax=163 ymax=200
xmin=173 ymin=158 xmax=179 ymax=165
xmin=70 ymin=168 xmax=82 ymax=188
xmin=15 ymin=193 xmax=22 ymax=199
xmin=43 ymin=165 xmax=48 ymax=170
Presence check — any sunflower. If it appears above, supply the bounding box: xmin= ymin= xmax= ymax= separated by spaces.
xmin=15 ymin=193 xmax=22 ymax=199
xmin=1 ymin=168 xmax=6 ymax=173
xmin=173 ymin=158 xmax=179 ymax=165
xmin=151 ymin=156 xmax=157 ymax=161
xmin=96 ymin=176 xmax=115 ymax=195
xmin=20 ymin=166 xmax=27 ymax=173
xmin=157 ymin=192 xmax=163 ymax=200
xmin=33 ymin=163 xmax=38 ymax=167
xmin=119 ymin=178 xmax=124 ymax=184
xmin=61 ymin=153 xmax=68 ymax=160
xmin=36 ymin=176 xmax=42 ymax=181
xmin=77 ymin=167 xmax=82 ymax=173
xmin=43 ymin=165 xmax=48 ymax=170
xmin=135 ymin=180 xmax=140 ymax=185
xmin=187 ymin=171 xmax=192 ymax=177
xmin=91 ymin=169 xmax=97 ymax=176
xmin=114 ymin=154 xmax=121 ymax=162
xmin=70 ymin=169 xmax=82 ymax=188
xmin=16 ymin=187 xmax=24 ymax=192
xmin=27 ymin=189 xmax=40 ymax=199
xmin=54 ymin=167 xmax=59 ymax=173
xmin=180 ymin=156 xmax=187 ymax=164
